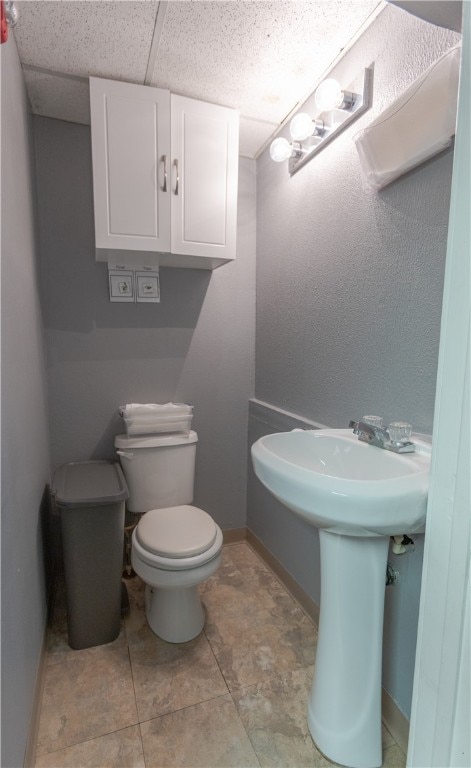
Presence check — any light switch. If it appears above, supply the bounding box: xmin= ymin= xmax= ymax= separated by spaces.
xmin=136 ymin=272 xmax=160 ymax=303
xmin=109 ymin=270 xmax=134 ymax=302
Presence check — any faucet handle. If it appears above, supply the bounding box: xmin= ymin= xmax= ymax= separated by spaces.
xmin=362 ymin=415 xmax=383 ymax=428
xmin=388 ymin=421 xmax=412 ymax=444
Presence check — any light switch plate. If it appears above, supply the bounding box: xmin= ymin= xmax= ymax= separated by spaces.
xmin=109 ymin=270 xmax=134 ymax=302
xmin=136 ymin=271 xmax=160 ymax=303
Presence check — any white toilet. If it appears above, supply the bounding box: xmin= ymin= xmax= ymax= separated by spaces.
xmin=115 ymin=430 xmax=223 ymax=643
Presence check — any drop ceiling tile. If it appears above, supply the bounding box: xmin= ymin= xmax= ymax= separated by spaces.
xmin=13 ymin=0 xmax=382 ymax=157
xmin=149 ymin=0 xmax=381 ymax=124
xmin=23 ymin=69 xmax=91 ymax=125
xmin=14 ymin=1 xmax=159 ymax=82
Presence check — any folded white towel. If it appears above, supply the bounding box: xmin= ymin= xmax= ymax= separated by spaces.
xmin=124 ymin=414 xmax=190 ymax=424
xmin=124 ymin=418 xmax=193 ymax=436
xmin=120 ymin=402 xmax=193 ymax=417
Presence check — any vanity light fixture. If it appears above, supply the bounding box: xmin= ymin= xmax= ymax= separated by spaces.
xmin=270 ymin=67 xmax=373 ymax=176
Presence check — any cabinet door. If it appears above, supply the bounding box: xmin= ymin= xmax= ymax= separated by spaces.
xmin=90 ymin=77 xmax=171 ymax=254
xmin=170 ymin=95 xmax=239 ymax=262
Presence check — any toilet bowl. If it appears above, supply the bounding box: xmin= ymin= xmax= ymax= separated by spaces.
xmin=115 ymin=430 xmax=223 ymax=643
xmin=131 ymin=504 xmax=223 ymax=642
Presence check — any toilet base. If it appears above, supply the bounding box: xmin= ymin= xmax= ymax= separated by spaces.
xmin=132 ymin=545 xmax=222 ymax=644
xmin=145 ymin=583 xmax=205 ymax=643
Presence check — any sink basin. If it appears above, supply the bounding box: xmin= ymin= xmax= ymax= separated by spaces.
xmin=251 ymin=428 xmax=430 ymax=537
xmin=251 ymin=427 xmax=431 ymax=768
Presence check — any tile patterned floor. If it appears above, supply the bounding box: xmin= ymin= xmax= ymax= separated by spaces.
xmin=35 ymin=542 xmax=406 ymax=768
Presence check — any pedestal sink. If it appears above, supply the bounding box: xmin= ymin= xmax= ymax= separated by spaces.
xmin=251 ymin=428 xmax=431 ymax=768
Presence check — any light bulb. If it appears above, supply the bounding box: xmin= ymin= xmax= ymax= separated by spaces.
xmin=270 ymin=137 xmax=293 ymax=163
xmin=315 ymin=78 xmax=356 ymax=111
xmin=315 ymin=78 xmax=344 ymax=112
xmin=290 ymin=113 xmax=315 ymax=141
xmin=5 ymin=1 xmax=19 ymax=26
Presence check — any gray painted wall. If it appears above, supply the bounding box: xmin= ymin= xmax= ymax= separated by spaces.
xmin=1 ymin=36 xmax=51 ymax=768
xmin=34 ymin=117 xmax=256 ymax=530
xmin=250 ymin=6 xmax=459 ymax=720
xmin=256 ymin=6 xmax=459 ymax=434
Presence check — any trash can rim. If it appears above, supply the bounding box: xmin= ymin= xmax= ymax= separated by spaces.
xmin=52 ymin=459 xmax=129 ymax=508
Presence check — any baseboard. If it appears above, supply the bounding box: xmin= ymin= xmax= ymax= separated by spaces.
xmin=222 ymin=526 xmax=247 ymax=544
xmin=24 ymin=553 xmax=58 ymax=768
xmin=381 ymin=688 xmax=410 ymax=755
xmin=245 ymin=528 xmax=410 ymax=753
xmin=23 ymin=627 xmax=48 ymax=767
xmin=245 ymin=529 xmax=320 ymax=626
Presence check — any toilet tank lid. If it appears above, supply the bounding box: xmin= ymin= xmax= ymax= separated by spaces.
xmin=52 ymin=460 xmax=129 ymax=507
xmin=115 ymin=431 xmax=198 ymax=449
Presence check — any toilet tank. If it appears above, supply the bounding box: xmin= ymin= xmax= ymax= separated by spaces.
xmin=115 ymin=431 xmax=198 ymax=513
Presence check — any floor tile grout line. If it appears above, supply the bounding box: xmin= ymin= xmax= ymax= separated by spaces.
xmin=137 ymin=691 xmax=264 ymax=768
xmin=205 ymin=543 xmax=320 ymax=768
xmin=200 ymin=541 xmax=272 ymax=687
xmin=201 ymin=571 xmax=241 ymax=694
xmin=129 ymin=542 xmax=282 ymax=766
xmin=202 ymin=540 xmax=318 ymax=693
xmin=122 ymin=580 xmax=160 ymax=758
xmin=35 ymin=722 xmax=143 ymax=761
xmin=123 ymin=588 xmax=232 ymax=724
xmin=137 ymin=721 xmax=149 ymax=768
xmin=125 ymin=637 xmax=145 ymax=737
xmin=40 ymin=542 xmax=312 ymax=752
xmin=226 ymin=670 xmax=309 ymax=768
xmin=202 ymin=619 xmax=232 ymax=696
xmin=36 ymin=604 xmax=129 ymax=757
xmin=38 ymin=541 xmax=404 ymax=767
xmin=37 ymin=592 xmax=141 ymax=759
xmin=137 ymin=690 xmax=233 ymax=727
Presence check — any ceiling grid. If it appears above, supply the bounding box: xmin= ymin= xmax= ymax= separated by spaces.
xmin=14 ymin=0 xmax=382 ymax=157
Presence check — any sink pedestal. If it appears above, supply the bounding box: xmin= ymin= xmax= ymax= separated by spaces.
xmin=251 ymin=428 xmax=429 ymax=767
xmin=307 ymin=531 xmax=389 ymax=768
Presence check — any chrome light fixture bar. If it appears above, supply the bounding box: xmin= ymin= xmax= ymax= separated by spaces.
xmin=270 ymin=67 xmax=373 ymax=176
xmin=4 ymin=1 xmax=19 ymax=27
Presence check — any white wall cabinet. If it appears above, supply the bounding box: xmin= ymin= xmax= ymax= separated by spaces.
xmin=90 ymin=77 xmax=239 ymax=269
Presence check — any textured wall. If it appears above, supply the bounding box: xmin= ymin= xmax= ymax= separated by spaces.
xmin=251 ymin=5 xmax=460 ymax=720
xmin=247 ymin=403 xmax=322 ymax=603
xmin=1 ymin=36 xmax=51 ymax=768
xmin=34 ymin=116 xmax=256 ymax=529
xmin=256 ymin=5 xmax=459 ymax=434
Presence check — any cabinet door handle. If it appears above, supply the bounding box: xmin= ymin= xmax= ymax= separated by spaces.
xmin=173 ymin=159 xmax=179 ymax=196
xmin=161 ymin=155 xmax=167 ymax=192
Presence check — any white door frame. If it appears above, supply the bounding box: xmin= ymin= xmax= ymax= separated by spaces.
xmin=407 ymin=4 xmax=470 ymax=766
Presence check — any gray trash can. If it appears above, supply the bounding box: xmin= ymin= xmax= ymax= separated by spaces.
xmin=52 ymin=460 xmax=129 ymax=650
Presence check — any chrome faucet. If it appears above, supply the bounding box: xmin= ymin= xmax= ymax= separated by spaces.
xmin=349 ymin=419 xmax=415 ymax=453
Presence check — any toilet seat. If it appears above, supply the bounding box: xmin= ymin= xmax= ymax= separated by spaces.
xmin=133 ymin=505 xmax=223 ymax=571
xmin=136 ymin=505 xmax=217 ymax=557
